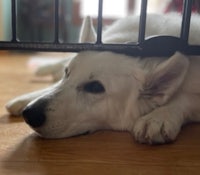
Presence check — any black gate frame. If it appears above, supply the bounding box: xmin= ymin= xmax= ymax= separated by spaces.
xmin=0 ymin=0 xmax=200 ymax=57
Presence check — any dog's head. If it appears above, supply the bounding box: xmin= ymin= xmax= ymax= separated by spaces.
xmin=22 ymin=17 xmax=189 ymax=138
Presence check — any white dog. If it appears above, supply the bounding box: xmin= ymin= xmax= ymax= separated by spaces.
xmin=6 ymin=13 xmax=200 ymax=144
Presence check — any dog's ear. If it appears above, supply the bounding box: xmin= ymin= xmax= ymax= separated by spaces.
xmin=140 ymin=52 xmax=189 ymax=106
xmin=79 ymin=16 xmax=96 ymax=43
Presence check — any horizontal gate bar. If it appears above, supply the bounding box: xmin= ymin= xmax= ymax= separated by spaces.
xmin=1 ymin=36 xmax=200 ymax=57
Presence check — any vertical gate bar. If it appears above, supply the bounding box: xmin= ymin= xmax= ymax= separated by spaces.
xmin=180 ymin=0 xmax=193 ymax=43
xmin=54 ymin=0 xmax=59 ymax=43
xmin=11 ymin=0 xmax=17 ymax=42
xmin=96 ymin=0 xmax=103 ymax=44
xmin=138 ymin=0 xmax=148 ymax=44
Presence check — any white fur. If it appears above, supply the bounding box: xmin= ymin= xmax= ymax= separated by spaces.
xmin=6 ymin=13 xmax=200 ymax=144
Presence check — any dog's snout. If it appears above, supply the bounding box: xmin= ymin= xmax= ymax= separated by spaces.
xmin=22 ymin=100 xmax=47 ymax=128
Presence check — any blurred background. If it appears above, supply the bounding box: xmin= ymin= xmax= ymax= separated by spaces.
xmin=0 ymin=0 xmax=200 ymax=43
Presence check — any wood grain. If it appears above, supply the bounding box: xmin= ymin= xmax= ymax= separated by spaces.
xmin=1 ymin=51 xmax=200 ymax=175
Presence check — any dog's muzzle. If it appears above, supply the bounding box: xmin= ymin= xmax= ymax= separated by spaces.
xmin=22 ymin=99 xmax=48 ymax=128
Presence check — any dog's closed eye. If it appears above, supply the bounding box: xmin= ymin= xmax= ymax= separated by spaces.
xmin=77 ymin=81 xmax=105 ymax=94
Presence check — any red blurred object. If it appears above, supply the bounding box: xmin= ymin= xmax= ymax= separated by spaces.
xmin=165 ymin=0 xmax=200 ymax=13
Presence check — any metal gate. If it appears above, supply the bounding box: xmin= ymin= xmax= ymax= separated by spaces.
xmin=0 ymin=0 xmax=200 ymax=57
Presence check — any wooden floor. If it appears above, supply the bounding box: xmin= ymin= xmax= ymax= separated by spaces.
xmin=1 ymin=51 xmax=200 ymax=175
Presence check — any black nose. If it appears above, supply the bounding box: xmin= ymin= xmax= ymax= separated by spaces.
xmin=22 ymin=100 xmax=47 ymax=128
